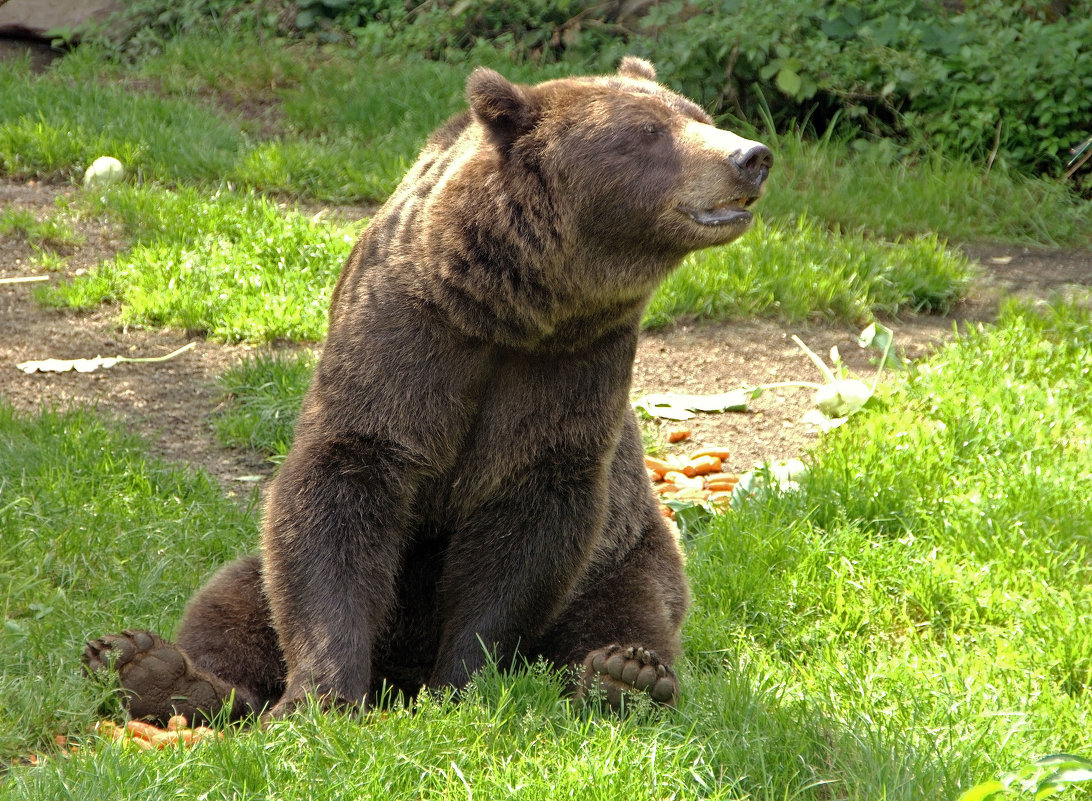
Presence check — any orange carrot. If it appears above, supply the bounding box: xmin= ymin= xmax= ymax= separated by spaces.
xmin=682 ymin=455 xmax=721 ymax=477
xmin=690 ymin=448 xmax=731 ymax=460
xmin=672 ymin=487 xmax=711 ymax=502
xmin=166 ymin=715 xmax=189 ymax=732
xmin=664 ymin=472 xmax=703 ymax=491
xmin=643 ymin=455 xmax=673 ymax=479
xmin=708 ymin=492 xmax=734 ymax=507
xmin=705 ymin=478 xmax=738 ymax=492
xmin=125 ymin=720 xmax=165 ymax=743
xmin=667 ymin=428 xmax=691 ymax=443
xmin=96 ymin=721 xmax=124 ymax=744
xmin=152 ymin=730 xmax=195 ymax=748
xmin=111 ymin=728 xmax=153 ymax=750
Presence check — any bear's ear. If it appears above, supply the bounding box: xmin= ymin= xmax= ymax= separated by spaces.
xmin=617 ymin=56 xmax=657 ymax=82
xmin=466 ymin=67 xmax=536 ymax=152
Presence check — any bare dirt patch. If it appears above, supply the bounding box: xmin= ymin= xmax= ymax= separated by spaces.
xmin=2 ymin=177 xmax=1091 ymax=495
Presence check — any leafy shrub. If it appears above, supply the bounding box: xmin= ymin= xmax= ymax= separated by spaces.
xmin=616 ymin=0 xmax=1092 ymax=173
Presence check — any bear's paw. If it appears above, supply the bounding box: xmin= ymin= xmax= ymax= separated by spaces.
xmin=575 ymin=644 xmax=679 ymax=710
xmin=83 ymin=629 xmax=235 ymax=725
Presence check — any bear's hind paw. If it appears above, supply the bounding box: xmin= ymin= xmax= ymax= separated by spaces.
xmin=82 ymin=629 xmax=237 ymax=725
xmin=576 ymin=644 xmax=679 ymax=710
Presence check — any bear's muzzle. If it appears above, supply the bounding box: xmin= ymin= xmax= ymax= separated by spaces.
xmin=676 ymin=121 xmax=772 ymax=229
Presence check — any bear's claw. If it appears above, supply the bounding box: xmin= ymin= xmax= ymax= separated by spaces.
xmin=82 ymin=629 xmax=236 ymax=725
xmin=577 ymin=644 xmax=679 ymax=709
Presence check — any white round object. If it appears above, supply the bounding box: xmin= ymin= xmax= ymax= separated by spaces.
xmin=82 ymin=156 xmax=125 ymax=188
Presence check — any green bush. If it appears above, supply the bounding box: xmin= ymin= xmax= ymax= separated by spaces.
xmin=618 ymin=0 xmax=1092 ymax=173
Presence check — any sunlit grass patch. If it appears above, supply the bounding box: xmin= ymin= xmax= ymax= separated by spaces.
xmin=0 ymin=404 xmax=257 ymax=762
xmin=0 ymin=201 xmax=84 ymax=254
xmin=683 ymin=300 xmax=1092 ymax=795
xmin=41 ymin=184 xmax=361 ymax=342
xmin=644 ymin=214 xmax=974 ymax=328
xmin=213 ymin=351 xmax=315 ymax=459
xmin=39 ymin=182 xmax=971 ymax=346
xmin=0 ymin=59 xmax=241 ymax=185
xmin=763 ymin=128 xmax=1092 ymax=246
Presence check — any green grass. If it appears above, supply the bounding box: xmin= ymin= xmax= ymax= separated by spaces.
xmin=213 ymin=350 xmax=315 ymax=459
xmin=687 ymin=300 xmax=1092 ymax=785
xmin=1 ymin=31 xmax=1086 ymax=343
xmin=762 ymin=129 xmax=1092 ymax=247
xmin=0 ymin=203 xmax=83 ymax=253
xmin=0 ymin=38 xmax=579 ymax=203
xmin=0 ymin=43 xmax=418 ymax=201
xmin=643 ymin=215 xmax=972 ymax=328
xmin=37 ymin=182 xmax=973 ymax=342
xmin=3 ymin=301 xmax=1090 ymax=799
xmin=0 ymin=405 xmax=259 ymax=764
xmin=39 ymin=184 xmax=360 ymax=342
xmin=0 ymin=61 xmax=242 ymax=187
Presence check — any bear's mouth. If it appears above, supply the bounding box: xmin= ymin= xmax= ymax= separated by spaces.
xmin=679 ymin=197 xmax=758 ymax=226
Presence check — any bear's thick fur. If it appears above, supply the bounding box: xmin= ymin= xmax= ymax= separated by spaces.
xmin=83 ymin=57 xmax=771 ymax=722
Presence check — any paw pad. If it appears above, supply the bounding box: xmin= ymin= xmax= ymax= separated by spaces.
xmin=577 ymin=644 xmax=679 ymax=709
xmin=81 ymin=629 xmax=232 ymax=725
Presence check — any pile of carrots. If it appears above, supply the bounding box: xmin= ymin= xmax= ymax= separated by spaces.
xmin=96 ymin=716 xmax=222 ymax=750
xmin=644 ymin=442 xmax=739 ymax=520
xmin=17 ymin=717 xmax=222 ymax=767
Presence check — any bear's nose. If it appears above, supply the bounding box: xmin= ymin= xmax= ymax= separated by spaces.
xmin=730 ymin=144 xmax=773 ymax=187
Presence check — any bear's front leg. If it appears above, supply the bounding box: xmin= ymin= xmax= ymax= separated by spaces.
xmin=428 ymin=461 xmax=608 ymax=689
xmin=261 ymin=432 xmax=419 ymax=715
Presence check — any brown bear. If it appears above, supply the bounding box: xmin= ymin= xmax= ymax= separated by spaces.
xmin=83 ymin=56 xmax=771 ymax=723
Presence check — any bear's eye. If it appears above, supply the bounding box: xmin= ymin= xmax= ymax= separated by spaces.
xmin=640 ymin=122 xmax=666 ymax=138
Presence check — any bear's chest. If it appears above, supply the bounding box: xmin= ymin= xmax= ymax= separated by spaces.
xmin=413 ymin=346 xmax=633 ymax=524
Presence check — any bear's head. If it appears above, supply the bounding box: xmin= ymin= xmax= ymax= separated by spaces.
xmin=465 ymin=57 xmax=772 ymax=275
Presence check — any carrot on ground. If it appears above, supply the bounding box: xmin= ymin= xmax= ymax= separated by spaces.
xmin=682 ymin=455 xmax=721 ymax=477
xmin=672 ymin=488 xmax=710 ymax=502
xmin=643 ymin=455 xmax=675 ymax=479
xmin=689 ymin=448 xmax=731 ymax=460
xmin=663 ymin=472 xmax=703 ymax=491
xmin=705 ymin=477 xmax=739 ymax=492
xmin=708 ymin=491 xmax=734 ymax=507
xmin=151 ymin=730 xmax=195 ymax=748
xmin=667 ymin=428 xmax=691 ymax=443
xmin=125 ymin=720 xmax=165 ymax=743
